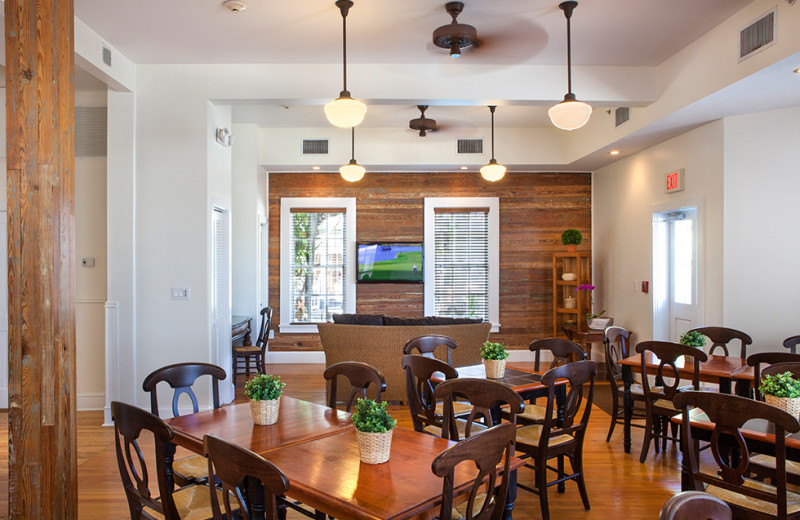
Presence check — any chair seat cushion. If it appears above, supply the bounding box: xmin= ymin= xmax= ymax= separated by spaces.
xmin=173 ymin=454 xmax=209 ymax=480
xmin=423 ymin=419 xmax=488 ymax=439
xmin=146 ymin=484 xmax=233 ymax=520
xmin=515 ymin=424 xmax=573 ymax=448
xmin=233 ymin=345 xmax=261 ymax=354
xmin=705 ymin=478 xmax=800 ymax=516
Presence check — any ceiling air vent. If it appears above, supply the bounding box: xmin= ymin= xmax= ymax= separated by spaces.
xmin=302 ymin=139 xmax=329 ymax=155
xmin=739 ymin=9 xmax=775 ymax=61
xmin=615 ymin=107 xmax=630 ymax=127
xmin=75 ymin=106 xmax=107 ymax=157
xmin=456 ymin=138 xmax=483 ymax=155
xmin=102 ymin=46 xmax=112 ymax=67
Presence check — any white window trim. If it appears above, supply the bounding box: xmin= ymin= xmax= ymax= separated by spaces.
xmin=279 ymin=197 xmax=357 ymax=333
xmin=423 ymin=197 xmax=500 ymax=333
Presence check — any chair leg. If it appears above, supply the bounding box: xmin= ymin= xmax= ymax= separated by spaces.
xmin=557 ymin=455 xmax=565 ymax=493
xmin=661 ymin=416 xmax=668 ymax=452
xmin=537 ymin=459 xmax=551 ymax=520
xmin=670 ymin=420 xmax=678 ymax=444
xmin=572 ymin=451 xmax=590 ymax=510
xmin=606 ymin=396 xmax=619 ymax=442
xmin=639 ymin=409 xmax=654 ymax=463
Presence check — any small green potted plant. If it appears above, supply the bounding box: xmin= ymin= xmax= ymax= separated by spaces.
xmin=759 ymin=371 xmax=800 ymax=416
xmin=481 ymin=341 xmax=509 ymax=379
xmin=561 ymin=229 xmax=582 ymax=253
xmin=351 ymin=398 xmax=397 ymax=464
xmin=244 ymin=374 xmax=286 ymax=425
xmin=679 ymin=331 xmax=706 ymax=349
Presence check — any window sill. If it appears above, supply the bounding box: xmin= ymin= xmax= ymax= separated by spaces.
xmin=279 ymin=323 xmax=320 ymax=334
xmin=490 ymin=323 xmax=500 ymax=334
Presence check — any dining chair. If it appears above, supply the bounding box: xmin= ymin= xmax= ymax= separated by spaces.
xmin=784 ymin=336 xmax=800 ymax=355
xmin=674 ymin=391 xmax=800 ymax=520
xmin=402 ymin=354 xmax=460 ymax=434
xmin=658 ymin=491 xmax=732 ymax=520
xmin=142 ymin=362 xmax=227 ymax=485
xmin=514 ymin=360 xmax=597 ymax=520
xmin=233 ymin=306 xmax=272 ymax=383
xmin=604 ymin=326 xmax=647 ymax=442
xmin=432 ymin=423 xmax=517 ymax=520
xmin=323 ymin=361 xmax=386 ymax=412
xmin=688 ymin=326 xmax=752 ymax=359
xmin=433 ymin=378 xmax=524 ymax=441
xmin=403 ymin=334 xmax=458 ymax=366
xmin=635 ymin=341 xmax=707 ymax=464
xmin=747 ymin=353 xmax=800 ymax=401
xmin=203 ymin=434 xmax=289 ymax=520
xmin=111 ymin=401 xmax=221 ymax=520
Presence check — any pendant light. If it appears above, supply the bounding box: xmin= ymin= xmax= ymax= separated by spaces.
xmin=480 ymin=106 xmax=506 ymax=182
xmin=340 ymin=128 xmax=366 ymax=182
xmin=548 ymin=1 xmax=592 ymax=131
xmin=324 ymin=0 xmax=367 ymax=128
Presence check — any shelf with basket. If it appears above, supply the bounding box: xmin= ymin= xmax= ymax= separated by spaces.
xmin=552 ymin=252 xmax=591 ymax=336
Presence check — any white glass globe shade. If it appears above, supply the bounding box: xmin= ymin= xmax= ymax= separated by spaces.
xmin=548 ymin=98 xmax=592 ymax=131
xmin=480 ymin=161 xmax=506 ymax=182
xmin=324 ymin=96 xmax=367 ymax=128
xmin=339 ymin=161 xmax=366 ymax=182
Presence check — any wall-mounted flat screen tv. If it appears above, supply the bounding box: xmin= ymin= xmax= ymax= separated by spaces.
xmin=357 ymin=242 xmax=423 ymax=283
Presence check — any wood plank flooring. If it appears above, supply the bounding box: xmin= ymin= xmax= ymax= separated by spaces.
xmin=0 ymin=363 xmax=681 ymax=519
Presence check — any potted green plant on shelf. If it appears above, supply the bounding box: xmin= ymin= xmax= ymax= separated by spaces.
xmin=244 ymin=374 xmax=285 ymax=425
xmin=351 ymin=398 xmax=397 ymax=464
xmin=679 ymin=330 xmax=706 ymax=348
xmin=561 ymin=228 xmax=582 ymax=253
xmin=578 ymin=284 xmax=613 ymax=330
xmin=481 ymin=341 xmax=509 ymax=379
xmin=759 ymin=371 xmax=800 ymax=417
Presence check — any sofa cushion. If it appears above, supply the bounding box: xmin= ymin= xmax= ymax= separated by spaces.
xmin=332 ymin=313 xmax=384 ymax=325
xmin=382 ymin=315 xmax=484 ymax=326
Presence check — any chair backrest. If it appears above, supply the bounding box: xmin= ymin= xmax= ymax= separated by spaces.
xmin=204 ymin=434 xmax=289 ymax=520
xmin=537 ymin=360 xmax=597 ymax=449
xmin=111 ymin=401 xmax=181 ymax=520
xmin=746 ymin=352 xmax=800 ymax=401
xmin=323 ymin=361 xmax=387 ymax=412
xmin=528 ymin=338 xmax=586 ymax=372
xmin=784 ymin=335 xmax=800 ymax=355
xmin=432 ymin=423 xmax=516 ymax=520
xmin=658 ymin=491 xmax=732 ymax=520
xmin=688 ymin=326 xmax=752 ymax=359
xmin=433 ymin=378 xmax=524 ymax=441
xmin=142 ymin=362 xmax=227 ymax=417
xmin=604 ymin=326 xmax=631 ymax=383
xmin=402 ymin=354 xmax=459 ymax=432
xmin=403 ymin=335 xmax=458 ymax=366
xmin=635 ymin=341 xmax=708 ymax=400
xmin=255 ymin=306 xmax=273 ymax=353
xmin=674 ymin=391 xmax=800 ymax=520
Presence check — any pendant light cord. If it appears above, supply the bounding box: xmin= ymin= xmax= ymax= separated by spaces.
xmin=566 ymin=11 xmax=572 ymax=94
xmin=351 ymin=127 xmax=356 ymax=161
xmin=489 ymin=105 xmax=496 ymax=161
xmin=342 ymin=7 xmax=348 ymax=93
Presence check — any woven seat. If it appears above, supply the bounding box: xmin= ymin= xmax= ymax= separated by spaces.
xmin=452 ymin=493 xmax=491 ymax=520
xmin=435 ymin=400 xmax=474 ymax=417
xmin=233 ymin=306 xmax=272 ymax=383
xmin=232 ymin=345 xmax=261 ymax=354
xmin=750 ymin=454 xmax=800 ymax=478
xmin=424 ymin=419 xmax=488 ymax=438
xmin=172 ymin=455 xmax=210 ymax=483
xmin=706 ymin=479 xmax=800 ymax=517
xmin=515 ymin=424 xmax=573 ymax=448
xmin=145 ymin=485 xmax=230 ymax=520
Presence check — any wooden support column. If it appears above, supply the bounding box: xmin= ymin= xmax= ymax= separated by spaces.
xmin=6 ymin=0 xmax=77 ymax=517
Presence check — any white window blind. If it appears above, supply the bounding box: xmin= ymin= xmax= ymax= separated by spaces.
xmin=433 ymin=208 xmax=489 ymax=320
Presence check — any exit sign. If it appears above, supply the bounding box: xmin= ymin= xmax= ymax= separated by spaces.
xmin=665 ymin=168 xmax=685 ymax=193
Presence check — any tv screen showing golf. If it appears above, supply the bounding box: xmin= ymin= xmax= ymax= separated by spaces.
xmin=357 ymin=242 xmax=423 ymax=283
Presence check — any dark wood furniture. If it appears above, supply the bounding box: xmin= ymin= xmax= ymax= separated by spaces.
xmin=746 ymin=353 xmax=800 ymax=401
xmin=141 ymin=362 xmax=227 ymax=485
xmin=403 ymin=335 xmax=458 ymax=366
xmin=232 ymin=315 xmax=253 ymax=345
xmin=233 ymin=306 xmax=272 ymax=383
xmin=433 ymin=423 xmax=517 ymax=520
xmin=562 ymin=325 xmax=605 ymax=362
xmin=529 ymin=338 xmax=586 ymax=372
xmin=689 ymin=326 xmax=752 ymax=358
xmin=674 ymin=391 xmax=800 ymax=520
xmin=634 ymin=341 xmax=708 ymax=463
xmin=204 ymin=433 xmax=289 ymax=520
xmin=514 ymin=360 xmax=597 ymax=520
xmin=323 ymin=361 xmax=387 ymax=412
xmin=658 ymin=491 xmax=732 ymax=520
xmin=784 ymin=336 xmax=800 ymax=354
xmin=402 ymin=354 xmax=460 ymax=434
xmin=433 ymin=378 xmax=524 ymax=441
xmin=603 ymin=326 xmax=645 ymax=442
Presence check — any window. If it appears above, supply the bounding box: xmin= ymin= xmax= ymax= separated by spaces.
xmin=280 ymin=198 xmax=356 ymax=333
xmin=424 ymin=198 xmax=499 ymax=332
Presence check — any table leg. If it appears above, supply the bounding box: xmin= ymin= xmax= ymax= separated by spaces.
xmin=164 ymin=441 xmax=176 ymax=490
xmin=502 ymin=469 xmax=518 ymax=520
xmin=719 ymin=377 xmax=732 ymax=395
xmin=622 ymin=365 xmax=632 ymax=454
xmin=678 ymin=425 xmax=690 ymax=491
xmin=584 ymin=340 xmax=592 ymax=361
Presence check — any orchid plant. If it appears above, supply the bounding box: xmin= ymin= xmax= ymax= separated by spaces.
xmin=577 ymin=284 xmax=606 ymax=319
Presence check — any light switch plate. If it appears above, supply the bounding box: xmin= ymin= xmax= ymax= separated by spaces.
xmin=171 ymin=287 xmax=190 ymax=300
xmin=81 ymin=257 xmax=95 ymax=267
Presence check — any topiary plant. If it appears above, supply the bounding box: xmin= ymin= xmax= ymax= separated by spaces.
xmin=480 ymin=341 xmax=509 ymax=361
xmin=244 ymin=374 xmax=285 ymax=401
xmin=679 ymin=331 xmax=706 ymax=348
xmin=351 ymin=398 xmax=396 ymax=433
xmin=759 ymin=372 xmax=800 ymax=398
xmin=561 ymin=229 xmax=583 ymax=246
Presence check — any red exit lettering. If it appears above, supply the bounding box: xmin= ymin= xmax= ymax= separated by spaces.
xmin=666 ymin=172 xmax=678 ymax=190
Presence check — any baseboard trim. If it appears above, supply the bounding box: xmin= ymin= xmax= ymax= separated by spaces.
xmin=77 ymin=393 xmax=106 ymax=411
xmin=265 ymin=351 xmax=326 ymax=364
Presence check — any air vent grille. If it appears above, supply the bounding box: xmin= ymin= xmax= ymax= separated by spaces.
xmin=102 ymin=46 xmax=112 ymax=66
xmin=302 ymin=139 xmax=329 ymax=155
xmin=457 ymin=138 xmax=483 ymax=154
xmin=615 ymin=107 xmax=630 ymax=127
xmin=75 ymin=106 xmax=107 ymax=157
xmin=739 ymin=10 xmax=775 ymax=61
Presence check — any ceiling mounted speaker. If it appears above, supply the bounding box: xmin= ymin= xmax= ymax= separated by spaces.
xmin=409 ymin=106 xmax=438 ymax=137
xmin=432 ymin=2 xmax=479 ymax=58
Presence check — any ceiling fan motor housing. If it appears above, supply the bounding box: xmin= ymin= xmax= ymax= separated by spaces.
xmin=409 ymin=105 xmax=438 ymax=136
xmin=433 ymin=2 xmax=479 ymax=53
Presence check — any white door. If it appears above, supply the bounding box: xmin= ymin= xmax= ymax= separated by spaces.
xmin=653 ymin=207 xmax=700 ymax=342
xmin=212 ymin=207 xmax=234 ymax=404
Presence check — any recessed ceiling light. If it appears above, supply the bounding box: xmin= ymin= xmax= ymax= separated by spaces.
xmin=312 ymin=166 xmax=321 ymax=170
xmin=460 ymin=166 xmax=468 ymax=170
xmin=610 ymin=150 xmax=620 ymax=156
xmin=794 ymin=68 xmax=800 ymax=74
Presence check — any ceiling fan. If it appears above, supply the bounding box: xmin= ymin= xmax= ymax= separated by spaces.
xmin=408 ymin=105 xmax=439 ymax=137
xmin=432 ymin=2 xmax=479 ymax=58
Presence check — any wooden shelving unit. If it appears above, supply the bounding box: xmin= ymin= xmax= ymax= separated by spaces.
xmin=552 ymin=252 xmax=591 ymax=337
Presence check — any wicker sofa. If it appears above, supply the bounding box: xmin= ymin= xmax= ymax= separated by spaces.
xmin=318 ymin=318 xmax=491 ymax=403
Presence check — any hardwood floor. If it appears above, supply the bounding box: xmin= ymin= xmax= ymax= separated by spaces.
xmin=0 ymin=363 xmax=681 ymax=519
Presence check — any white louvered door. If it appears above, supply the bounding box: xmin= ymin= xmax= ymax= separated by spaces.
xmin=212 ymin=207 xmax=233 ymax=404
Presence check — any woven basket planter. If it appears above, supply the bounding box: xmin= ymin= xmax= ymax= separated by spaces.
xmin=765 ymin=394 xmax=800 ymax=417
xmin=484 ymin=359 xmax=506 ymax=379
xmin=356 ymin=429 xmax=393 ymax=464
xmin=250 ymin=397 xmax=280 ymax=425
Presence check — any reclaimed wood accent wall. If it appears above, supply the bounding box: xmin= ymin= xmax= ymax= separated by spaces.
xmin=269 ymin=171 xmax=591 ymax=351
xmin=6 ymin=0 xmax=78 ymax=516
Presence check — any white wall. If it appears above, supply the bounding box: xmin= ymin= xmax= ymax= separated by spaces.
xmin=723 ymin=106 xmax=800 ymax=352
xmin=592 ymin=121 xmax=725 ymax=343
xmin=231 ymin=124 xmax=261 ymax=319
